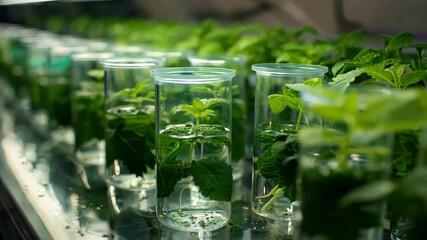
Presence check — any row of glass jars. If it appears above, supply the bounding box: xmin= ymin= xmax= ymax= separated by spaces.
xmin=0 ymin=23 xmax=394 ymax=240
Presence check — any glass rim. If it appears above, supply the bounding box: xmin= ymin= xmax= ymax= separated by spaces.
xmin=50 ymin=45 xmax=88 ymax=55
xmin=144 ymin=49 xmax=192 ymax=58
xmin=103 ymin=57 xmax=165 ymax=69
xmin=252 ymin=63 xmax=328 ymax=76
xmin=151 ymin=67 xmax=235 ymax=84
xmin=71 ymin=52 xmax=115 ymax=62
xmin=188 ymin=55 xmax=247 ymax=65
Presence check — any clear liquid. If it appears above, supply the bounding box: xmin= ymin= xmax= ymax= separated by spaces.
xmin=252 ymin=124 xmax=298 ymax=221
xmin=108 ymin=174 xmax=156 ymax=217
xmin=157 ymin=124 xmax=231 ymax=231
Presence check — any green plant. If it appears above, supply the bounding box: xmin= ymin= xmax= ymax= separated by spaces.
xmin=106 ymin=79 xmax=157 ymax=176
xmin=156 ymin=97 xmax=233 ymax=209
xmin=254 ymin=78 xmax=323 ymax=213
xmin=297 ymin=87 xmax=427 ymax=239
xmin=72 ymin=69 xmax=105 ymax=150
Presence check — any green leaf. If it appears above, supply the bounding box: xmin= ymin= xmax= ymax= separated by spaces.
xmin=298 ymin=126 xmax=344 ymax=147
xmin=157 ymin=160 xmax=191 ymax=198
xmin=340 ymin=180 xmax=394 ymax=208
xmin=193 ymin=98 xmax=204 ymax=112
xmin=109 ymin=128 xmax=156 ymax=176
xmin=329 ymin=68 xmax=365 ymax=92
xmin=331 ymin=50 xmax=381 ymax=76
xmin=191 ymin=158 xmax=233 ymax=201
xmin=385 ymin=32 xmax=414 ymax=53
xmin=268 ymin=86 xmax=302 ymax=114
xmin=87 ymin=69 xmax=104 ymax=82
xmin=302 ymin=78 xmax=324 ymax=87
xmin=400 ymin=70 xmax=427 ymax=88
xmin=255 ymin=129 xmax=299 ymax=201
xmin=363 ymin=63 xmax=406 ymax=87
xmin=199 ymin=98 xmax=227 ymax=109
xmin=189 ymin=86 xmax=214 ymax=94
xmin=268 ymin=94 xmax=288 ymax=114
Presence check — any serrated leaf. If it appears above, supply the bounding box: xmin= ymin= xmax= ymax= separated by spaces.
xmin=385 ymin=32 xmax=414 ymax=53
xmin=199 ymin=98 xmax=227 ymax=109
xmin=255 ymin=131 xmax=299 ymax=201
xmin=109 ymin=129 xmax=156 ymax=176
xmin=329 ymin=68 xmax=364 ymax=92
xmin=191 ymin=158 xmax=232 ymax=201
xmin=400 ymin=70 xmax=427 ymax=88
xmin=193 ymin=98 xmax=204 ymax=112
xmin=157 ymin=160 xmax=191 ymax=198
xmin=268 ymin=94 xmax=287 ymax=114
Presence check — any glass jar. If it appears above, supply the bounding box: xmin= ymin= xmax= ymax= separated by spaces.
xmin=188 ymin=55 xmax=250 ymax=203
xmin=25 ymin=38 xmax=59 ymax=113
xmin=297 ymin=87 xmax=393 ymax=240
xmin=47 ymin=45 xmax=87 ymax=136
xmin=71 ymin=51 xmax=114 ymax=189
xmin=103 ymin=57 xmax=164 ymax=221
xmin=251 ymin=63 xmax=328 ymax=223
xmin=152 ymin=67 xmax=234 ymax=232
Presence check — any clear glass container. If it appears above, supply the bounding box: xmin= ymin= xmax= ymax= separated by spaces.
xmin=188 ymin=55 xmax=250 ymax=203
xmin=251 ymin=63 xmax=328 ymax=223
xmin=152 ymin=67 xmax=234 ymax=232
xmin=297 ymin=87 xmax=393 ymax=240
xmin=103 ymin=57 xmax=164 ymax=221
xmin=71 ymin=51 xmax=114 ymax=189
xmin=25 ymin=38 xmax=61 ymax=130
xmin=47 ymin=45 xmax=87 ymax=142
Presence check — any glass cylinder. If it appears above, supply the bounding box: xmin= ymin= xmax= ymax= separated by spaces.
xmin=297 ymin=87 xmax=393 ymax=240
xmin=251 ymin=63 xmax=328 ymax=222
xmin=103 ymin=57 xmax=164 ymax=220
xmin=47 ymin=45 xmax=87 ymax=134
xmin=188 ymin=55 xmax=250 ymax=203
xmin=152 ymin=67 xmax=234 ymax=232
xmin=71 ymin=51 xmax=114 ymax=189
xmin=6 ymin=29 xmax=43 ymax=98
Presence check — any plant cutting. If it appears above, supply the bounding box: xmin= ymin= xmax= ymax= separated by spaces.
xmin=105 ymin=78 xmax=156 ymax=177
xmin=328 ymin=32 xmax=427 ymax=238
xmin=72 ymin=69 xmax=105 ymax=152
xmin=188 ymin=55 xmax=250 ymax=204
xmin=103 ymin=58 xmax=164 ymax=221
xmin=153 ymin=67 xmax=234 ymax=232
xmin=251 ymin=63 xmax=328 ymax=222
xmin=254 ymin=78 xmax=323 ymax=213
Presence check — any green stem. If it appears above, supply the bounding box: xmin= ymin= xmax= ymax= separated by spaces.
xmin=338 ymin=131 xmax=350 ymax=170
xmin=188 ymin=143 xmax=195 ymax=162
xmin=295 ymin=109 xmax=303 ymax=131
xmin=255 ymin=184 xmax=279 ymax=200
xmin=260 ymin=186 xmax=284 ymax=213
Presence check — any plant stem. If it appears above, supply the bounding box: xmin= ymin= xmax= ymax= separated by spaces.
xmin=178 ymin=181 xmax=192 ymax=215
xmin=260 ymin=186 xmax=284 ymax=213
xmin=295 ymin=109 xmax=303 ymax=131
xmin=255 ymin=184 xmax=279 ymax=200
xmin=338 ymin=131 xmax=350 ymax=170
